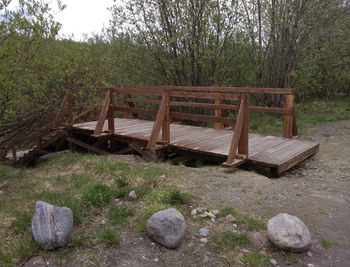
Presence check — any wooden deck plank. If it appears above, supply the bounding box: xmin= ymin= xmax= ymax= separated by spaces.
xmin=73 ymin=118 xmax=319 ymax=175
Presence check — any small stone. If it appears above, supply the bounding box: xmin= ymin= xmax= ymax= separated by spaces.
xmin=270 ymin=259 xmax=278 ymax=266
xmin=226 ymin=214 xmax=236 ymax=222
xmin=196 ymin=207 xmax=207 ymax=214
xmin=198 ymin=228 xmax=209 ymax=237
xmin=24 ymin=256 xmax=47 ymax=267
xmin=233 ymin=224 xmax=238 ymax=228
xmin=154 ymin=258 xmax=159 ymax=262
xmin=211 ymin=210 xmax=220 ymax=216
xmin=191 ymin=209 xmax=197 ymax=216
xmin=307 ymin=251 xmax=312 ymax=258
xmin=200 ymin=237 xmax=208 ymax=243
xmin=207 ymin=212 xmax=216 ymax=219
xmin=128 ymin=190 xmax=137 ymax=200
xmin=307 ymin=264 xmax=314 ymax=267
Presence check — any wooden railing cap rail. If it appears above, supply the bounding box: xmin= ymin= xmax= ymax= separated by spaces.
xmin=96 ymin=86 xmax=294 ymax=95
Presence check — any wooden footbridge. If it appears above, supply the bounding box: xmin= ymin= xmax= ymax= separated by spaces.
xmin=6 ymin=86 xmax=319 ymax=176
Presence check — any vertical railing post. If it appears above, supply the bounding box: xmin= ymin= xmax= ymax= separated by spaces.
xmin=238 ymin=96 xmax=249 ymax=156
xmin=215 ymin=95 xmax=224 ymax=130
xmin=11 ymin=140 xmax=17 ymax=161
xmin=283 ymin=94 xmax=294 ymax=138
xmin=94 ymin=90 xmax=112 ymax=136
xmin=162 ymin=90 xmax=170 ymax=143
xmin=108 ymin=89 xmax=115 ymax=134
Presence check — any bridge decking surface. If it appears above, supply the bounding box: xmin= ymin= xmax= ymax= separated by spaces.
xmin=74 ymin=118 xmax=319 ymax=175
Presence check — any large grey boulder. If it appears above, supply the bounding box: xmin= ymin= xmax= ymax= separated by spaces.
xmin=147 ymin=208 xmax=186 ymax=249
xmin=31 ymin=201 xmax=73 ymax=250
xmin=267 ymin=213 xmax=311 ymax=252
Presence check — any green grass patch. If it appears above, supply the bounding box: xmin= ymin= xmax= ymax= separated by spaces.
xmin=245 ymin=252 xmax=269 ymax=267
xmin=285 ymin=251 xmax=298 ymax=264
xmin=15 ymin=235 xmax=39 ymax=260
xmin=0 ymin=250 xmax=13 ymax=266
xmin=321 ymin=239 xmax=333 ymax=249
xmin=98 ymin=227 xmax=120 ymax=246
xmin=81 ymin=183 xmax=114 ymax=207
xmin=68 ymin=232 xmax=90 ymax=248
xmin=0 ymin=164 xmax=23 ymax=182
xmin=116 ymin=174 xmax=129 ymax=187
xmin=220 ymin=207 xmax=265 ymax=231
xmin=108 ymin=206 xmax=132 ymax=225
xmin=11 ymin=211 xmax=32 ymax=235
xmin=162 ymin=188 xmax=189 ymax=205
xmin=219 ymin=231 xmax=251 ymax=248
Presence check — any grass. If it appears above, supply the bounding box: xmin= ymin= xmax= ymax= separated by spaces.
xmin=15 ymin=236 xmax=39 ymax=260
xmin=11 ymin=211 xmax=32 ymax=235
xmin=321 ymin=239 xmax=333 ymax=249
xmin=218 ymin=231 xmax=251 ymax=248
xmin=68 ymin=232 xmax=90 ymax=248
xmin=81 ymin=183 xmax=114 ymax=207
xmin=285 ymin=251 xmax=298 ymax=264
xmin=245 ymin=252 xmax=269 ymax=267
xmin=163 ymin=188 xmax=189 ymax=205
xmin=109 ymin=206 xmax=133 ymax=225
xmin=98 ymin=227 xmax=120 ymax=246
xmin=221 ymin=206 xmax=265 ymax=231
xmin=0 ymin=250 xmax=13 ymax=266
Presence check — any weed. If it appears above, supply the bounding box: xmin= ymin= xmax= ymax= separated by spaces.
xmin=0 ymin=164 xmax=23 ymax=181
xmin=68 ymin=232 xmax=90 ymax=247
xmin=285 ymin=251 xmax=298 ymax=264
xmin=163 ymin=188 xmax=189 ymax=205
xmin=134 ymin=186 xmax=152 ymax=197
xmin=72 ymin=174 xmax=92 ymax=189
xmin=220 ymin=207 xmax=265 ymax=231
xmin=321 ymin=239 xmax=333 ymax=249
xmin=16 ymin=235 xmax=39 ymax=260
xmin=116 ymin=174 xmax=129 ymax=187
xmin=0 ymin=250 xmax=13 ymax=266
xmin=114 ymin=187 xmax=130 ymax=198
xmin=98 ymin=227 xmax=120 ymax=246
xmin=81 ymin=183 xmax=114 ymax=207
xmin=219 ymin=231 xmax=251 ymax=248
xmin=245 ymin=252 xmax=269 ymax=267
xmin=109 ymin=206 xmax=132 ymax=225
xmin=11 ymin=211 xmax=32 ymax=235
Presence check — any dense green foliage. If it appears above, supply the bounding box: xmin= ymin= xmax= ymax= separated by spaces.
xmin=0 ymin=0 xmax=349 ymax=149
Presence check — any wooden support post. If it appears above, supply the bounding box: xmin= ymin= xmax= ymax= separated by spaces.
xmin=147 ymin=91 xmax=167 ymax=149
xmin=94 ymin=91 xmax=112 ymax=136
xmin=283 ymin=94 xmax=294 ymax=138
xmin=53 ymin=92 xmax=69 ymax=128
xmin=238 ymin=96 xmax=249 ymax=156
xmin=162 ymin=91 xmax=170 ymax=143
xmin=11 ymin=140 xmax=17 ymax=161
xmin=108 ymin=90 xmax=115 ymax=134
xmin=215 ymin=96 xmax=224 ymax=130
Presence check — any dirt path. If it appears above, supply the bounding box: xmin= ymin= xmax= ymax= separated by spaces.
xmin=174 ymin=120 xmax=350 ymax=266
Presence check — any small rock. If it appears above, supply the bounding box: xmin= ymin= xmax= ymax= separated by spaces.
xmin=200 ymin=237 xmax=208 ymax=243
xmin=233 ymin=224 xmax=238 ymax=228
xmin=267 ymin=213 xmax=311 ymax=252
xmin=147 ymin=208 xmax=186 ymax=249
xmin=24 ymin=256 xmax=47 ymax=267
xmin=128 ymin=190 xmax=137 ymax=200
xmin=191 ymin=209 xmax=197 ymax=216
xmin=31 ymin=201 xmax=73 ymax=250
xmin=198 ymin=228 xmax=209 ymax=237
xmin=307 ymin=251 xmax=313 ymax=258
xmin=211 ymin=210 xmax=220 ymax=216
xmin=270 ymin=259 xmax=278 ymax=266
xmin=307 ymin=264 xmax=314 ymax=267
xmin=154 ymin=258 xmax=159 ymax=262
xmin=226 ymin=214 xmax=236 ymax=222
xmin=207 ymin=212 xmax=216 ymax=219
xmin=196 ymin=207 xmax=207 ymax=214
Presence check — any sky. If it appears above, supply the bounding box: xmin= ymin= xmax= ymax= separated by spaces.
xmin=5 ymin=0 xmax=116 ymax=40
xmin=55 ymin=0 xmax=115 ymax=40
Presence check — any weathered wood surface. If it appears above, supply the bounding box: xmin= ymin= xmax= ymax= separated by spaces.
xmin=74 ymin=118 xmax=319 ymax=175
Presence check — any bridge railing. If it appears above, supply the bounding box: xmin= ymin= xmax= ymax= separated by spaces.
xmin=93 ymin=86 xmax=249 ymax=166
